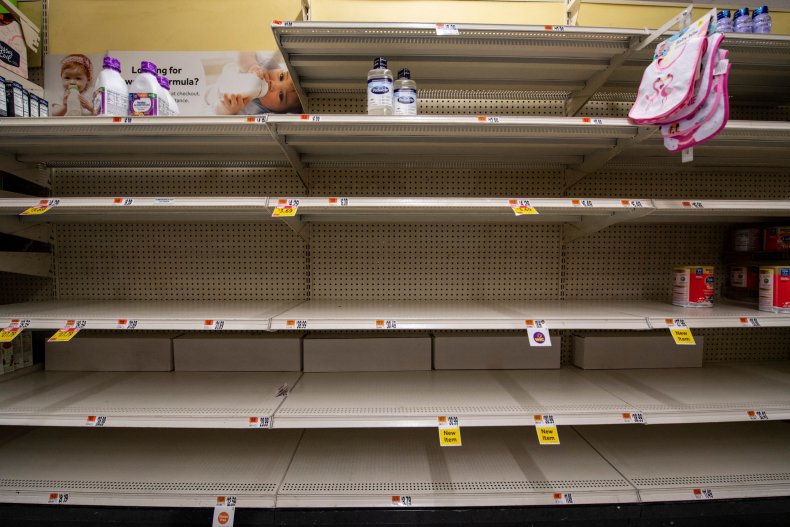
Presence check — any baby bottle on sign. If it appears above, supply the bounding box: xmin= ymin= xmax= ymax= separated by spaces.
xmin=129 ymin=61 xmax=160 ymax=116
xmin=367 ymin=57 xmax=393 ymax=115
xmin=217 ymin=63 xmax=269 ymax=99
xmin=65 ymin=85 xmax=82 ymax=116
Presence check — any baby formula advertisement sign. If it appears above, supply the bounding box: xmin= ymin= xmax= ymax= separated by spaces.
xmin=44 ymin=51 xmax=302 ymax=116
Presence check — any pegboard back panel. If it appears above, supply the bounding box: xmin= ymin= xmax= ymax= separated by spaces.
xmin=572 ymin=169 xmax=790 ymax=199
xmin=310 ymin=224 xmax=560 ymax=300
xmin=308 ymin=168 xmax=564 ymax=196
xmin=54 ymin=224 xmax=306 ymax=301
xmin=0 ymin=274 xmax=54 ymax=303
xmin=563 ymin=224 xmax=728 ymax=301
xmin=52 ymin=167 xmax=304 ymax=196
xmin=308 ymin=97 xmax=565 ymax=116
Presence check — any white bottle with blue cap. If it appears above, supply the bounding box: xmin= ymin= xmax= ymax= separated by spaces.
xmin=753 ymin=6 xmax=771 ymax=34
xmin=367 ymin=57 xmax=393 ymax=115
xmin=393 ymin=68 xmax=417 ymax=116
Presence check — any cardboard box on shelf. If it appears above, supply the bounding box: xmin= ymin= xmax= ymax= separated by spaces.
xmin=173 ymin=333 xmax=302 ymax=372
xmin=573 ymin=333 xmax=703 ymax=369
xmin=303 ymin=333 xmax=431 ymax=372
xmin=433 ymin=333 xmax=561 ymax=370
xmin=1 ymin=341 xmax=14 ymax=374
xmin=0 ymin=12 xmax=27 ymax=79
xmin=45 ymin=333 xmax=177 ymax=371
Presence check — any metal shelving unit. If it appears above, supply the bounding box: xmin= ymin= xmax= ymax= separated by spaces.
xmin=0 ymin=427 xmax=302 ymax=507
xmin=578 ymin=422 xmax=790 ymax=502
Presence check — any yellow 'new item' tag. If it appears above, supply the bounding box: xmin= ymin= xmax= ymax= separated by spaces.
xmin=0 ymin=328 xmax=21 ymax=342
xmin=438 ymin=416 xmax=462 ymax=447
xmin=534 ymin=415 xmax=560 ymax=445
xmin=48 ymin=327 xmax=80 ymax=342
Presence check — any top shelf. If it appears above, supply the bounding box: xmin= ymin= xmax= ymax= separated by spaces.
xmin=271 ymin=21 xmax=790 ymax=108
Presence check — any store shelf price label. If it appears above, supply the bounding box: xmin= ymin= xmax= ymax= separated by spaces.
xmin=622 ymin=412 xmax=645 ymax=424
xmin=438 ymin=415 xmax=462 ymax=447
xmin=376 ymin=319 xmax=398 ymax=329
xmin=116 ymin=319 xmax=138 ymax=330
xmin=693 ymin=488 xmax=714 ymax=500
xmin=248 ymin=416 xmax=273 ymax=429
xmin=739 ymin=317 xmax=760 ymax=327
xmin=435 ymin=23 xmax=459 ymax=35
xmin=47 ymin=492 xmax=69 ymax=504
xmin=477 ymin=115 xmax=500 ymax=124
xmin=534 ymin=415 xmax=560 ymax=445
xmin=286 ymin=319 xmax=308 ymax=329
xmin=272 ymin=199 xmax=299 ymax=217
xmin=48 ymin=320 xmax=86 ymax=342
xmin=545 ymin=25 xmax=566 ymax=31
xmin=509 ymin=199 xmax=539 ymax=216
xmin=392 ymin=495 xmax=412 ymax=507
xmin=620 ymin=199 xmax=644 ymax=208
xmin=525 ymin=320 xmax=552 ymax=347
xmin=112 ymin=117 xmax=132 ymax=124
xmin=666 ymin=319 xmax=696 ymax=345
xmin=271 ymin=19 xmax=293 ymax=27
xmin=112 ymin=198 xmax=134 ymax=206
xmin=85 ymin=415 xmax=107 ymax=427
xmin=299 ymin=114 xmax=320 ymax=122
xmin=246 ymin=115 xmax=268 ymax=123
xmin=553 ymin=492 xmax=573 ymax=504
xmin=581 ymin=117 xmax=602 ymax=125
xmin=747 ymin=410 xmax=769 ymax=421
xmin=204 ymin=320 xmax=225 ymax=330
xmin=21 ymin=199 xmax=60 ymax=216
xmin=213 ymin=496 xmax=236 ymax=527
xmin=0 ymin=319 xmax=29 ymax=342
xmin=571 ymin=199 xmax=593 ymax=207
xmin=682 ymin=201 xmax=704 ymax=209
xmin=327 ymin=197 xmax=349 ymax=207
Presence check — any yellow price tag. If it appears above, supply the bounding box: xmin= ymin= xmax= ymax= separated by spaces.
xmin=534 ymin=415 xmax=560 ymax=445
xmin=670 ymin=328 xmax=695 ymax=345
xmin=0 ymin=328 xmax=21 ymax=342
xmin=509 ymin=199 xmax=539 ymax=216
xmin=48 ymin=328 xmax=80 ymax=342
xmin=21 ymin=205 xmax=51 ymax=215
xmin=272 ymin=206 xmax=297 ymax=217
xmin=438 ymin=416 xmax=462 ymax=447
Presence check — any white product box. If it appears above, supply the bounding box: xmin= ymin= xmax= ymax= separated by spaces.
xmin=303 ymin=333 xmax=431 ymax=372
xmin=45 ymin=333 xmax=176 ymax=371
xmin=573 ymin=333 xmax=703 ymax=369
xmin=173 ymin=333 xmax=302 ymax=372
xmin=433 ymin=333 xmax=561 ymax=369
xmin=1 ymin=341 xmax=14 ymax=374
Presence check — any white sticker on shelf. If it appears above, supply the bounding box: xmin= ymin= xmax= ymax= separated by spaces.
xmin=246 ymin=115 xmax=268 ymax=123
xmin=112 ymin=198 xmax=134 ymax=206
xmin=681 ymin=201 xmax=704 ymax=209
xmin=477 ymin=115 xmax=500 ymax=124
xmin=48 ymin=320 xmax=87 ymax=342
xmin=545 ymin=25 xmax=566 ymax=31
xmin=248 ymin=416 xmax=272 ymax=429
xmin=620 ymin=199 xmax=645 ymax=208
xmin=204 ymin=320 xmax=225 ymax=330
xmin=553 ymin=492 xmax=573 ymax=504
xmin=327 ymin=197 xmax=349 ymax=207
xmin=747 ymin=410 xmax=769 ymax=421
xmin=713 ymin=59 xmax=729 ymax=76
xmin=581 ymin=117 xmax=602 ymax=125
xmin=85 ymin=415 xmax=107 ymax=427
xmin=666 ymin=319 xmax=696 ymax=345
xmin=153 ymin=198 xmax=176 ymax=205
xmin=271 ymin=19 xmax=293 ymax=27
xmin=739 ymin=317 xmax=760 ymax=327
xmin=435 ymin=23 xmax=459 ymax=35
xmin=112 ymin=117 xmax=132 ymax=124
xmin=116 ymin=319 xmax=138 ymax=330
xmin=571 ymin=199 xmax=593 ymax=207
xmin=376 ymin=319 xmax=398 ymax=329
xmin=299 ymin=114 xmax=320 ymax=122
xmin=621 ymin=412 xmax=645 ymax=424
xmin=524 ymin=320 xmax=552 ymax=347
xmin=693 ymin=488 xmax=714 ymax=500
xmin=213 ymin=496 xmax=236 ymax=527
xmin=285 ymin=319 xmax=308 ymax=329
xmin=47 ymin=492 xmax=69 ymax=504
xmin=391 ymin=495 xmax=412 ymax=507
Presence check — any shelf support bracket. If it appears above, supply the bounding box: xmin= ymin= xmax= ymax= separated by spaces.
xmin=0 ymin=217 xmax=52 ymax=243
xmin=565 ymin=0 xmax=580 ymax=26
xmin=562 ymin=206 xmax=655 ymax=244
xmin=0 ymin=251 xmax=52 ymax=277
xmin=0 ymin=154 xmax=50 ymax=188
xmin=565 ymin=125 xmax=658 ymax=190
xmin=265 ymin=121 xmax=310 ymax=194
xmin=564 ymin=5 xmax=694 ymax=116
xmin=279 ymin=216 xmax=311 ymax=242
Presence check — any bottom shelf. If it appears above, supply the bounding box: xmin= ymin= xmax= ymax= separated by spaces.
xmin=1 ymin=423 xmax=789 ymax=508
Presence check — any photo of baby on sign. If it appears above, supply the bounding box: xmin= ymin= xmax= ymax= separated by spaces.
xmin=44 ymin=50 xmax=303 ymax=117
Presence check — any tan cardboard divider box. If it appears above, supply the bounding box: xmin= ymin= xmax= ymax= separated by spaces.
xmin=304 ymin=333 xmax=431 ymax=372
xmin=174 ymin=333 xmax=302 ymax=372
xmin=433 ymin=333 xmax=561 ymax=369
xmin=573 ymin=333 xmax=704 ymax=369
xmin=45 ymin=333 xmax=177 ymax=371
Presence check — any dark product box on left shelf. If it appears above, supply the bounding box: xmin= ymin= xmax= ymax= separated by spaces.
xmin=4 ymin=79 xmax=23 ymax=116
